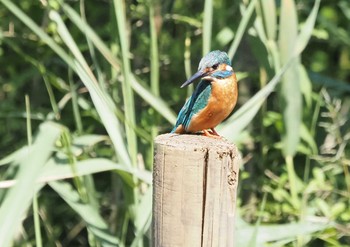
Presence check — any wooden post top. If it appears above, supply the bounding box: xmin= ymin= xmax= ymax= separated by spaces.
xmin=153 ymin=133 xmax=240 ymax=247
xmin=155 ymin=133 xmax=238 ymax=153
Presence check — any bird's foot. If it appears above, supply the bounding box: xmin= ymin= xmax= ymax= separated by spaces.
xmin=203 ymin=129 xmax=222 ymax=139
xmin=209 ymin=128 xmax=220 ymax=136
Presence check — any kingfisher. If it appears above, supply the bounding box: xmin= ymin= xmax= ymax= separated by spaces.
xmin=171 ymin=50 xmax=238 ymax=138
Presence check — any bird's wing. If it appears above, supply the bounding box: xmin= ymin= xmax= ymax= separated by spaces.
xmin=172 ymin=80 xmax=211 ymax=132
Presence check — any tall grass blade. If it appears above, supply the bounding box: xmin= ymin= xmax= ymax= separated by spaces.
xmin=25 ymin=95 xmax=32 ymax=146
xmin=184 ymin=34 xmax=194 ymax=97
xmin=285 ymin=155 xmax=299 ymax=208
xmin=0 ymin=122 xmax=62 ymax=247
xmin=0 ymin=146 xmax=30 ymax=166
xmin=131 ymin=187 xmax=152 ymax=247
xmin=256 ymin=0 xmax=280 ymax=72
xmin=73 ymin=62 xmax=131 ymax=167
xmin=131 ymin=75 xmax=177 ymax=123
xmin=26 ymin=96 xmax=43 ymax=247
xmin=279 ymin=0 xmax=319 ymax=208
xmin=293 ymin=0 xmax=321 ymax=56
xmin=247 ymin=193 xmax=267 ymax=247
xmin=0 ymin=0 xmax=73 ymax=66
xmin=220 ymin=0 xmax=319 ymax=142
xmin=42 ymin=73 xmax=60 ymax=120
xmin=279 ymin=0 xmax=301 ymax=157
xmin=49 ymin=181 xmax=121 ymax=246
xmin=68 ymin=68 xmax=83 ymax=134
xmin=79 ymin=0 xmax=106 ymax=90
xmin=300 ymin=124 xmax=318 ymax=154
xmin=40 ymin=158 xmax=151 ymax=184
xmin=228 ymin=0 xmax=257 ymax=59
xmin=32 ymin=193 xmax=42 ymax=247
xmin=149 ymin=2 xmax=160 ymax=96
xmin=202 ymin=0 xmax=213 ymax=55
xmin=113 ymin=0 xmax=138 ymax=166
xmin=49 ymin=10 xmax=131 ymax=167
xmin=1 ymin=38 xmax=61 ymax=119
xmin=299 ymin=64 xmax=312 ymax=108
xmin=0 ymin=158 xmax=151 ymax=189
xmin=236 ymin=221 xmax=331 ymax=247
xmin=0 ymin=0 xmax=132 ymax=167
xmin=59 ymin=1 xmax=176 ymax=124
xmin=149 ymin=1 xmax=160 ymax=141
xmin=260 ymin=0 xmax=276 ymax=41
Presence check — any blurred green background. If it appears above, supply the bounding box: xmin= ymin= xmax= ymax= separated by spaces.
xmin=0 ymin=0 xmax=349 ymax=246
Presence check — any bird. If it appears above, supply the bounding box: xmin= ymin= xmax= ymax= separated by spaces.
xmin=171 ymin=50 xmax=238 ymax=138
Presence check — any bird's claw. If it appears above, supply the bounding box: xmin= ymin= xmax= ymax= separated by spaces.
xmin=203 ymin=129 xmax=222 ymax=139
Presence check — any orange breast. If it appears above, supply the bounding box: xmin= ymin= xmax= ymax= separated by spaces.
xmin=188 ymin=74 xmax=238 ymax=132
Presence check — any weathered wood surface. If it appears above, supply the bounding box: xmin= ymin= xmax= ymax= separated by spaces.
xmin=153 ymin=133 xmax=239 ymax=247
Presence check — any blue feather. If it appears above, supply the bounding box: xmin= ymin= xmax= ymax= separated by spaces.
xmin=212 ymin=70 xmax=233 ymax=79
xmin=171 ymin=80 xmax=211 ymax=132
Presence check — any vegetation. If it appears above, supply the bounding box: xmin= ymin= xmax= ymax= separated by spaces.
xmin=0 ymin=0 xmax=349 ymax=246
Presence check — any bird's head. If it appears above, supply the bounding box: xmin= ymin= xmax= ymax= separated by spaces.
xmin=181 ymin=50 xmax=233 ymax=88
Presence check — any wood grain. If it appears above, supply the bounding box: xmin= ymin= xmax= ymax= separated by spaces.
xmin=153 ymin=133 xmax=239 ymax=247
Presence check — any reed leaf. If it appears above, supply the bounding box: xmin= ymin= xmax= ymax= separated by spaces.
xmin=0 ymin=122 xmax=62 ymax=247
xmin=131 ymin=187 xmax=152 ymax=247
xmin=40 ymin=158 xmax=151 ymax=185
xmin=0 ymin=146 xmax=30 ymax=166
xmin=299 ymin=64 xmax=312 ymax=108
xmin=228 ymin=0 xmax=258 ymax=59
xmin=236 ymin=220 xmax=331 ymax=247
xmin=279 ymin=0 xmax=301 ymax=157
xmin=113 ymin=0 xmax=138 ymax=166
xmin=293 ymin=0 xmax=321 ymax=56
xmin=0 ymin=158 xmax=152 ymax=189
xmin=259 ymin=0 xmax=276 ymax=41
xmin=49 ymin=181 xmax=121 ymax=246
xmin=59 ymin=1 xmax=177 ymax=124
xmin=203 ymin=0 xmax=213 ymax=55
xmin=50 ymin=9 xmax=131 ymax=166
xmin=220 ymin=0 xmax=320 ymax=141
xmin=149 ymin=0 xmax=160 ymax=140
xmin=0 ymin=0 xmax=132 ymax=168
xmin=149 ymin=1 xmax=160 ymax=96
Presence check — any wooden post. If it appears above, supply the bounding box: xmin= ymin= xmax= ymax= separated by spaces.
xmin=153 ymin=133 xmax=239 ymax=247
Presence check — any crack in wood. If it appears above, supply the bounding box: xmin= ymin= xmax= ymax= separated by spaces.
xmin=200 ymin=148 xmax=209 ymax=247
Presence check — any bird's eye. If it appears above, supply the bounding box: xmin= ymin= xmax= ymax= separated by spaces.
xmin=212 ymin=64 xmax=219 ymax=70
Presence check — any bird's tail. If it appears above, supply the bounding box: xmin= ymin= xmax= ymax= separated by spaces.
xmin=171 ymin=124 xmax=185 ymax=134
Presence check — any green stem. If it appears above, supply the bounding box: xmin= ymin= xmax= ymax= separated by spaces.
xmin=184 ymin=33 xmax=194 ymax=97
xmin=69 ymin=67 xmax=83 ymax=134
xmin=149 ymin=0 xmax=160 ymax=142
xmin=113 ymin=2 xmax=140 ymax=237
xmin=149 ymin=1 xmax=160 ymax=97
xmin=33 ymin=194 xmax=42 ymax=247
xmin=80 ymin=0 xmax=106 ymax=91
xmin=113 ymin=0 xmax=138 ymax=167
xmin=25 ymin=95 xmax=32 ymax=146
xmin=202 ymin=0 xmax=213 ymax=55
xmin=286 ymin=155 xmax=299 ymax=209
xmin=42 ymin=72 xmax=60 ymax=120
xmin=26 ymin=95 xmax=42 ymax=247
xmin=343 ymin=161 xmax=350 ymax=200
xmin=304 ymin=92 xmax=322 ymax=182
xmin=228 ymin=0 xmax=257 ymax=59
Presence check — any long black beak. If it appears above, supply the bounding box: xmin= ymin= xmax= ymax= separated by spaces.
xmin=180 ymin=70 xmax=209 ymax=88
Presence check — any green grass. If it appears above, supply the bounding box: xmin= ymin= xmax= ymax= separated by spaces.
xmin=0 ymin=0 xmax=350 ymax=246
